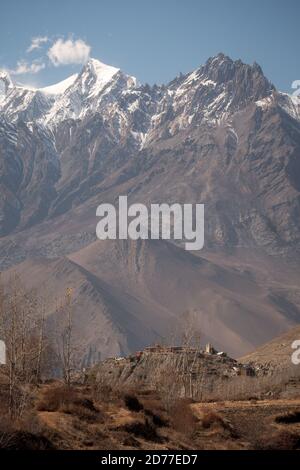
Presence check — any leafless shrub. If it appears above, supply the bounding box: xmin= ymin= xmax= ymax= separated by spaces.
xmin=62 ymin=402 xmax=102 ymax=423
xmin=275 ymin=411 xmax=300 ymax=424
xmin=122 ymin=418 xmax=163 ymax=443
xmin=0 ymin=414 xmax=54 ymax=450
xmin=123 ymin=394 xmax=144 ymax=412
xmin=0 ymin=417 xmax=15 ymax=449
xmin=36 ymin=384 xmax=78 ymax=411
xmin=17 ymin=410 xmax=47 ymax=436
xmin=91 ymin=377 xmax=124 ymax=405
xmin=254 ymin=430 xmax=300 ymax=450
xmin=169 ymin=398 xmax=198 ymax=437
xmin=201 ymin=410 xmax=225 ymax=429
xmin=55 ymin=288 xmax=77 ymax=387
xmin=36 ymin=383 xmax=101 ymax=423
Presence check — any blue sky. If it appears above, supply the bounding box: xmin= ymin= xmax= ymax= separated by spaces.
xmin=1 ymin=0 xmax=300 ymax=91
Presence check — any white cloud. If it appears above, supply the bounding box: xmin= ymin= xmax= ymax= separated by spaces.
xmin=27 ymin=36 xmax=49 ymax=53
xmin=11 ymin=60 xmax=46 ymax=75
xmin=6 ymin=36 xmax=91 ymax=77
xmin=47 ymin=38 xmax=91 ymax=67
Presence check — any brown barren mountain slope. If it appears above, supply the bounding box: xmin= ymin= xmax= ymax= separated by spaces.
xmin=240 ymin=324 xmax=300 ymax=368
xmin=2 ymin=238 xmax=300 ymax=362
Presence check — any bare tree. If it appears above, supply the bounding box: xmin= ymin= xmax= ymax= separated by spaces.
xmin=35 ymin=295 xmax=46 ymax=383
xmin=56 ymin=287 xmax=75 ymax=387
xmin=156 ymin=309 xmax=202 ymax=405
xmin=175 ymin=310 xmax=202 ymax=399
xmin=0 ymin=273 xmax=49 ymax=418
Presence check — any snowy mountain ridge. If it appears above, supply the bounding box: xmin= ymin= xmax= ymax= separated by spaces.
xmin=0 ymin=54 xmax=299 ymax=147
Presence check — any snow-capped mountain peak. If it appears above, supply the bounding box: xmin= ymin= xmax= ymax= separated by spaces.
xmin=80 ymin=58 xmax=120 ymax=95
xmin=41 ymin=58 xmax=137 ymax=125
xmin=0 ymin=57 xmax=138 ymax=126
xmin=1 ymin=53 xmax=298 ymax=135
xmin=39 ymin=74 xmax=78 ymax=96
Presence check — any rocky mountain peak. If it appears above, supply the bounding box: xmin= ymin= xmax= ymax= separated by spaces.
xmin=202 ymin=52 xmax=235 ymax=77
xmin=199 ymin=53 xmax=275 ymax=104
xmin=76 ymin=58 xmax=137 ymax=97
xmin=0 ymin=54 xmax=277 ymax=129
xmin=149 ymin=53 xmax=276 ymax=138
xmin=78 ymin=58 xmax=121 ymax=94
xmin=201 ymin=53 xmax=269 ymax=83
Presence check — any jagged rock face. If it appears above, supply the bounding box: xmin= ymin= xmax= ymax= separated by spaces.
xmin=148 ymin=54 xmax=275 ymax=139
xmin=0 ymin=54 xmax=299 ymax=255
xmin=126 ymin=98 xmax=300 ymax=254
xmin=0 ymin=88 xmax=53 ymax=122
xmin=0 ymin=118 xmax=59 ymax=235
